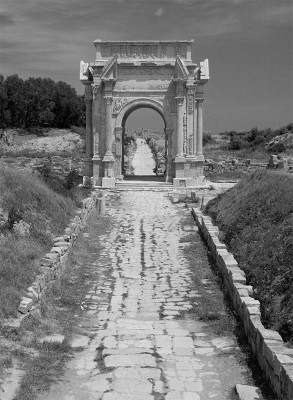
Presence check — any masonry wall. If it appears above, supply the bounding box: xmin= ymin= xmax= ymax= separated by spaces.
xmin=192 ymin=208 xmax=293 ymax=400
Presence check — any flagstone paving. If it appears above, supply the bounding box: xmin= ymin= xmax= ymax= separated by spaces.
xmin=38 ymin=190 xmax=269 ymax=400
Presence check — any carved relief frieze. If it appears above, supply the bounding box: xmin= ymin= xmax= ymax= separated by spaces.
xmin=112 ymin=98 xmax=129 ymax=115
xmin=92 ymin=83 xmax=101 ymax=99
xmin=109 ymin=44 xmax=159 ymax=59
xmin=183 ymin=113 xmax=187 ymax=154
xmin=115 ymin=127 xmax=122 ymax=157
xmin=160 ymin=44 xmax=167 ymax=58
xmin=187 ymin=95 xmax=194 ymax=114
xmin=188 ymin=136 xmax=193 ymax=155
xmin=148 ymin=84 xmax=169 ymax=90
xmin=175 ymin=44 xmax=186 ymax=58
xmin=94 ymin=132 xmax=100 ymax=155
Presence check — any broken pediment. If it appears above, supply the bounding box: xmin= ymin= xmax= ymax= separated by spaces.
xmin=173 ymin=56 xmax=189 ymax=81
xmin=100 ymin=55 xmax=118 ymax=81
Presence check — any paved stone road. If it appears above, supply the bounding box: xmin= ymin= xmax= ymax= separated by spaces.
xmin=131 ymin=138 xmax=156 ymax=175
xmin=39 ymin=191 xmax=261 ymax=400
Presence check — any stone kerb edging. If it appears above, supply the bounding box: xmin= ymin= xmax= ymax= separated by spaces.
xmin=18 ymin=191 xmax=99 ymax=316
xmin=192 ymin=207 xmax=293 ymax=400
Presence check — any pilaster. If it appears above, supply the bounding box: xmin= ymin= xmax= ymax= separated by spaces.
xmin=102 ymin=93 xmax=115 ymax=187
xmin=196 ymin=98 xmax=204 ymax=158
xmin=186 ymin=84 xmax=196 ymax=156
xmin=84 ymin=84 xmax=93 ymax=176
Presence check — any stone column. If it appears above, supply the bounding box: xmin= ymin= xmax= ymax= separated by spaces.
xmin=165 ymin=127 xmax=174 ymax=182
xmin=193 ymin=99 xmax=198 ymax=155
xmin=102 ymin=96 xmax=115 ymax=187
xmin=175 ymin=96 xmax=184 ymax=157
xmin=104 ymin=96 xmax=113 ymax=156
xmin=84 ymin=84 xmax=93 ymax=176
xmin=196 ymin=98 xmax=204 ymax=156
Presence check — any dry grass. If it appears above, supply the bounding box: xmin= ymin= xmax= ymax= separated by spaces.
xmin=0 ymin=166 xmax=76 ymax=317
xmin=206 ymin=170 xmax=293 ymax=343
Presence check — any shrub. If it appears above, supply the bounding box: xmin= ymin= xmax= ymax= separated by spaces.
xmin=203 ymin=132 xmax=212 ymax=146
xmin=65 ymin=169 xmax=80 ymax=190
xmin=267 ymin=142 xmax=286 ymax=153
xmin=228 ymin=135 xmax=246 ymax=150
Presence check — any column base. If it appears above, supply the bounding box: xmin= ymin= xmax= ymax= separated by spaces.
xmin=102 ymin=153 xmax=115 ymax=178
xmin=174 ymin=156 xmax=205 ymax=186
xmin=102 ymin=177 xmax=116 ymax=187
xmin=84 ymin=157 xmax=93 ymax=177
xmin=173 ymin=176 xmax=206 ymax=188
xmin=92 ymin=156 xmax=103 ymax=186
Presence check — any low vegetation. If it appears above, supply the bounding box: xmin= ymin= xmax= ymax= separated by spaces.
xmin=0 ymin=165 xmax=80 ymax=318
xmin=205 ymin=170 xmax=293 ymax=343
xmin=204 ymin=123 xmax=293 ymax=163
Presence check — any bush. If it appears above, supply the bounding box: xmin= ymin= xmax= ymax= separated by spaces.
xmin=65 ymin=169 xmax=80 ymax=190
xmin=267 ymin=142 xmax=286 ymax=153
xmin=203 ymin=132 xmax=212 ymax=146
xmin=228 ymin=135 xmax=246 ymax=150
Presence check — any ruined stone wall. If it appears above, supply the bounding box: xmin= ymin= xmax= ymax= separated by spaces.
xmin=192 ymin=208 xmax=293 ymax=399
xmin=18 ymin=191 xmax=99 ymax=316
xmin=0 ymin=156 xmax=86 ymax=177
xmin=204 ymin=156 xmax=293 ymax=175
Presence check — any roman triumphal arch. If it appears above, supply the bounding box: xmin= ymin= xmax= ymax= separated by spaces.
xmin=80 ymin=40 xmax=209 ymax=187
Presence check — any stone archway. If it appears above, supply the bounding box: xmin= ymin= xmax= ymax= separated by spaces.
xmin=80 ymin=40 xmax=209 ymax=187
xmin=114 ymin=98 xmax=172 ymax=181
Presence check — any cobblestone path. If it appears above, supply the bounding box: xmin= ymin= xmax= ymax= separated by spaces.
xmin=39 ymin=191 xmax=257 ymax=400
xmin=131 ymin=138 xmax=156 ymax=175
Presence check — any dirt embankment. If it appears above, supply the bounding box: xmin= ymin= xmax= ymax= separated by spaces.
xmin=0 ymin=128 xmax=84 ymax=155
xmin=205 ymin=171 xmax=293 ymax=343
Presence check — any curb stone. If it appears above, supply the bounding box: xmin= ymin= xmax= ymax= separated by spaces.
xmin=15 ymin=190 xmax=99 ymax=318
xmin=192 ymin=207 xmax=293 ymax=400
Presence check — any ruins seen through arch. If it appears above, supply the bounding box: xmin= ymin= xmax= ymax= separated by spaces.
xmin=80 ymin=40 xmax=209 ymax=187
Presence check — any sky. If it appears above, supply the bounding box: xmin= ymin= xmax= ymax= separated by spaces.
xmin=0 ymin=0 xmax=292 ymax=133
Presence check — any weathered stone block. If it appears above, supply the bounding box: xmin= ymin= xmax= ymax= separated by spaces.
xmin=44 ymin=252 xmax=60 ymax=263
xmin=18 ymin=296 xmax=34 ymax=314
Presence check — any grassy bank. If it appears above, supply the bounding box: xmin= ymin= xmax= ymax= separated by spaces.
xmin=205 ymin=171 xmax=293 ymax=343
xmin=0 ymin=166 xmax=76 ymax=317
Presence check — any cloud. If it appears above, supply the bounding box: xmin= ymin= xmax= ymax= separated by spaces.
xmin=0 ymin=12 xmax=14 ymax=26
xmin=154 ymin=7 xmax=164 ymax=17
xmin=261 ymin=4 xmax=293 ymax=25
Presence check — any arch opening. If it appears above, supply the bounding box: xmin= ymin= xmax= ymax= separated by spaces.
xmin=121 ymin=105 xmax=167 ymax=180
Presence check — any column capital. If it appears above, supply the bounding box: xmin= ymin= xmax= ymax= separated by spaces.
xmin=92 ymin=82 xmax=101 ymax=98
xmin=195 ymin=97 xmax=204 ymax=103
xmin=175 ymin=96 xmax=184 ymax=106
xmin=104 ymin=96 xmax=113 ymax=105
xmin=186 ymin=84 xmax=196 ymax=95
